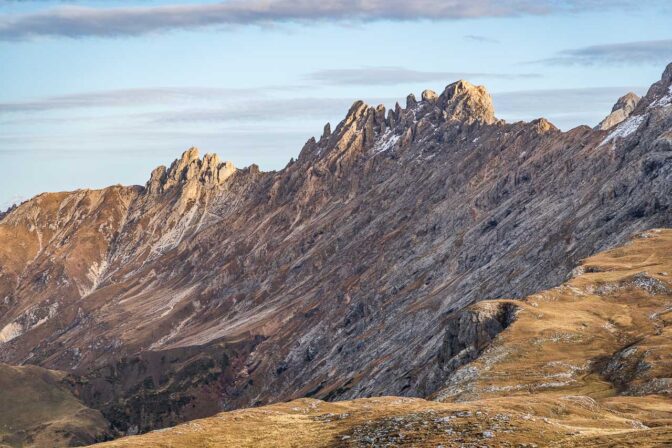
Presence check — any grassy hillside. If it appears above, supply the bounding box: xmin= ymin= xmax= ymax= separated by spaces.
xmin=0 ymin=364 xmax=109 ymax=447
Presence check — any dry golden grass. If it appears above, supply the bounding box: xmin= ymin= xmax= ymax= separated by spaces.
xmin=91 ymin=230 xmax=672 ymax=447
xmin=0 ymin=364 xmax=108 ymax=448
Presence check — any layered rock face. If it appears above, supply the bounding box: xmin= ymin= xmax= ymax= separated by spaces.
xmin=91 ymin=229 xmax=672 ymax=448
xmin=1 ymin=66 xmax=671 ymax=437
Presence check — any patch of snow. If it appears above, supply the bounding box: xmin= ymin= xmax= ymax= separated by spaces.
xmin=372 ymin=130 xmax=400 ymax=154
xmin=601 ymin=114 xmax=645 ymax=146
xmin=648 ymin=85 xmax=672 ymax=109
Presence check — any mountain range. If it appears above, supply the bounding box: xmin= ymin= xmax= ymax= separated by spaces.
xmin=0 ymin=63 xmax=671 ymax=447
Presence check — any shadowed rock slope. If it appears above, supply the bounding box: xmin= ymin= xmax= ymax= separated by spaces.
xmin=0 ymin=64 xmax=671 ymax=438
xmin=92 ymin=229 xmax=672 ymax=447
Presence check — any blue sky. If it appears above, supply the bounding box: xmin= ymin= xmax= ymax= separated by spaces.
xmin=1 ymin=0 xmax=671 ymax=209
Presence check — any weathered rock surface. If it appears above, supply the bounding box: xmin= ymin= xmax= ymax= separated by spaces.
xmin=0 ymin=63 xmax=671 ymax=439
xmin=597 ymin=92 xmax=640 ymax=130
xmin=437 ymin=301 xmax=517 ymax=376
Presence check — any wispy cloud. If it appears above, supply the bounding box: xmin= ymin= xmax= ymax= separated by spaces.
xmin=0 ymin=0 xmax=663 ymax=40
xmin=464 ymin=34 xmax=500 ymax=44
xmin=538 ymin=39 xmax=672 ymax=65
xmin=0 ymin=87 xmax=269 ymax=114
xmin=306 ymin=67 xmax=539 ymax=86
xmin=150 ymin=97 xmax=399 ymax=124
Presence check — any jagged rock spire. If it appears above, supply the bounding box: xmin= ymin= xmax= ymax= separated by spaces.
xmin=663 ymin=62 xmax=672 ymax=83
xmin=632 ymin=61 xmax=672 ymax=113
xmin=146 ymin=147 xmax=236 ymax=194
xmin=297 ymin=79 xmax=500 ymax=164
xmin=422 ymin=89 xmax=438 ymax=102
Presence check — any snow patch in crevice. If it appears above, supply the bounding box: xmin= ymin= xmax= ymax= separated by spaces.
xmin=600 ymin=114 xmax=645 ymax=146
xmin=372 ymin=130 xmax=400 ymax=154
xmin=648 ymin=85 xmax=672 ymax=109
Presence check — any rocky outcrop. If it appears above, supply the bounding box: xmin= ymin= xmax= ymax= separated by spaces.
xmin=0 ymin=63 xmax=671 ymax=440
xmin=597 ymin=92 xmax=640 ymax=130
xmin=0 ymin=204 xmax=17 ymax=221
xmin=438 ymin=301 xmax=517 ymax=373
xmin=439 ymin=80 xmax=496 ymax=124
xmin=147 ymin=148 xmax=236 ymax=194
xmin=67 ymin=338 xmax=262 ymax=435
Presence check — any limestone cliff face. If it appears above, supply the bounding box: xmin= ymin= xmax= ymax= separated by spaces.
xmin=0 ymin=63 xmax=671 ymax=436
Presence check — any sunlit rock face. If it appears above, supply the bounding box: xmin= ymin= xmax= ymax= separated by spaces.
xmin=596 ymin=92 xmax=640 ymax=130
xmin=0 ymin=63 xmax=671 ymax=436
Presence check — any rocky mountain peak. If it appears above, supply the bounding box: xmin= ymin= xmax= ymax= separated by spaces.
xmin=612 ymin=92 xmax=640 ymax=113
xmin=1 ymin=64 xmax=672 ymax=443
xmin=421 ymin=89 xmax=439 ymax=102
xmin=663 ymin=62 xmax=672 ymax=83
xmin=531 ymin=117 xmax=558 ymax=133
xmin=438 ymin=80 xmax=496 ymax=124
xmin=406 ymin=93 xmax=417 ymax=108
xmin=300 ymin=79 xmax=500 ymax=165
xmin=632 ymin=62 xmax=672 ymax=113
xmin=344 ymin=100 xmax=369 ymax=123
xmin=597 ymin=92 xmax=641 ymax=130
xmin=146 ymin=147 xmax=236 ymax=194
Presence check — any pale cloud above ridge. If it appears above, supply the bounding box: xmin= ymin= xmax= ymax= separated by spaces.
xmin=0 ymin=0 xmax=666 ymax=40
xmin=537 ymin=39 xmax=672 ymax=65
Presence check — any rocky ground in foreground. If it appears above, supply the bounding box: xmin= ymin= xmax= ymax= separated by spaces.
xmin=90 ymin=229 xmax=672 ymax=447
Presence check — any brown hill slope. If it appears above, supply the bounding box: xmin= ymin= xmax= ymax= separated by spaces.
xmin=0 ymin=364 xmax=109 ymax=447
xmin=0 ymin=64 xmax=671 ymax=436
xmin=91 ymin=229 xmax=672 ymax=447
